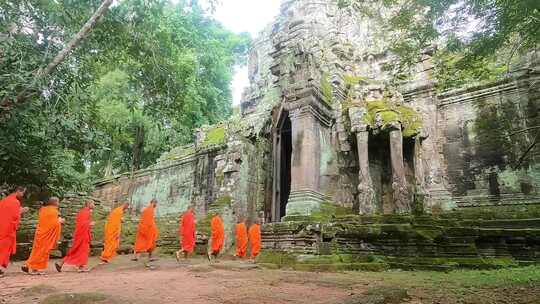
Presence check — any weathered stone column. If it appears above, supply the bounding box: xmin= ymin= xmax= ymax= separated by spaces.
xmin=349 ymin=107 xmax=375 ymax=214
xmin=413 ymin=137 xmax=427 ymax=212
xmin=285 ymin=106 xmax=328 ymax=215
xmin=389 ymin=127 xmax=411 ymax=213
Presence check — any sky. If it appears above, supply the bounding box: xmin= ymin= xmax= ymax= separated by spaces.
xmin=212 ymin=0 xmax=282 ymax=106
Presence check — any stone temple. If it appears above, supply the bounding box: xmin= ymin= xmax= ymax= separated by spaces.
xmin=61 ymin=0 xmax=539 ymax=269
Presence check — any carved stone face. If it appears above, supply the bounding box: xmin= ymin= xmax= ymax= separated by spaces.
xmin=365 ymin=84 xmax=383 ymax=102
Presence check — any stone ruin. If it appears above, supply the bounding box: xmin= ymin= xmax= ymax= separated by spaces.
xmin=13 ymin=0 xmax=540 ymax=269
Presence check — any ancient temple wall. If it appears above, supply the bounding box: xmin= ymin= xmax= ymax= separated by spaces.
xmin=92 ymin=150 xmax=219 ymax=216
xmin=437 ymin=71 xmax=540 ymax=208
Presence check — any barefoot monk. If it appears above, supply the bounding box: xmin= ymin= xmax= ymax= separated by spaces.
xmin=22 ymin=197 xmax=64 ymax=274
xmin=55 ymin=200 xmax=95 ymax=272
xmin=207 ymin=213 xmax=224 ymax=261
xmin=100 ymin=203 xmax=129 ymax=264
xmin=133 ymin=199 xmax=159 ymax=262
xmin=176 ymin=207 xmax=196 ymax=260
xmin=0 ymin=186 xmax=29 ymax=276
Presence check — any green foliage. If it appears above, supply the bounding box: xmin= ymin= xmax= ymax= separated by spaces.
xmin=341 ymin=0 xmax=539 ymax=89
xmin=0 ymin=1 xmax=250 ymax=194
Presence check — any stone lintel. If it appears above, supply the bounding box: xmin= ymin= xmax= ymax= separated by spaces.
xmin=284 ymin=89 xmax=333 ymax=127
xmin=285 ymin=189 xmax=330 ymax=216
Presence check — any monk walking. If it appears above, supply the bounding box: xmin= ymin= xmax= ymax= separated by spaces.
xmin=235 ymin=218 xmax=248 ymax=258
xmin=207 ymin=213 xmax=224 ymax=261
xmin=0 ymin=186 xmax=29 ymax=277
xmin=100 ymin=203 xmax=129 ymax=264
xmin=133 ymin=199 xmax=159 ymax=263
xmin=176 ymin=207 xmax=196 ymax=261
xmin=248 ymin=219 xmax=261 ymax=259
xmin=22 ymin=197 xmax=64 ymax=275
xmin=55 ymin=200 xmax=95 ymax=272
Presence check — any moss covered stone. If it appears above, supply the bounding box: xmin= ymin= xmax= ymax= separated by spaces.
xmin=202 ymin=125 xmax=226 ymax=147
xmin=360 ymin=100 xmax=422 ymax=137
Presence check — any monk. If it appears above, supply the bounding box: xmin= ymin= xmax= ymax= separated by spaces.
xmin=132 ymin=199 xmax=159 ymax=262
xmin=207 ymin=213 xmax=224 ymax=261
xmin=235 ymin=218 xmax=248 ymax=258
xmin=100 ymin=203 xmax=129 ymax=264
xmin=55 ymin=200 xmax=95 ymax=272
xmin=0 ymin=186 xmax=29 ymax=277
xmin=176 ymin=207 xmax=196 ymax=261
xmin=22 ymin=197 xmax=64 ymax=275
xmin=248 ymin=219 xmax=261 ymax=259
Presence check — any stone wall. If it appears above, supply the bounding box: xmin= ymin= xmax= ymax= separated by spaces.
xmin=437 ymin=69 xmax=540 ymax=208
xmin=91 ymin=128 xmax=272 ymax=252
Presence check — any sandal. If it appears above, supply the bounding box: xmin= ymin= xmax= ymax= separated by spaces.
xmin=21 ymin=265 xmax=29 ymax=273
xmin=55 ymin=262 xmax=62 ymax=273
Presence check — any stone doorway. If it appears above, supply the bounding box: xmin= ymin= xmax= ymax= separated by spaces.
xmin=272 ymin=111 xmax=292 ymax=222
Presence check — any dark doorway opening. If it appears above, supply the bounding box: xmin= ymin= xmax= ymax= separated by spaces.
xmin=368 ymin=132 xmax=392 ymax=213
xmin=279 ymin=115 xmax=292 ymax=219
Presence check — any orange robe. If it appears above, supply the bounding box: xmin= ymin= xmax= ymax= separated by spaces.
xmin=25 ymin=206 xmax=62 ymax=270
xmin=248 ymin=224 xmax=261 ymax=258
xmin=63 ymin=207 xmax=92 ymax=267
xmin=235 ymin=223 xmax=248 ymax=258
xmin=100 ymin=206 xmax=124 ymax=262
xmin=0 ymin=194 xmax=22 ymax=268
xmin=180 ymin=208 xmax=196 ymax=253
xmin=134 ymin=205 xmax=159 ymax=253
xmin=210 ymin=215 xmax=224 ymax=254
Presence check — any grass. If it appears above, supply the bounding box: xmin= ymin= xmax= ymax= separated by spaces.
xmin=41 ymin=292 xmax=114 ymax=304
xmin=22 ymin=284 xmax=57 ymax=297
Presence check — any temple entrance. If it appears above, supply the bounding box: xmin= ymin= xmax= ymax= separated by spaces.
xmin=272 ymin=111 xmax=292 ymax=222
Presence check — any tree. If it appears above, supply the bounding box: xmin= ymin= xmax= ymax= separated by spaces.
xmin=339 ymin=0 xmax=539 ymax=89
xmin=0 ymin=0 xmax=250 ymax=194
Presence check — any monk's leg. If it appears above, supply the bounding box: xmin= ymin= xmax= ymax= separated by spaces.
xmin=132 ymin=251 xmax=139 ymax=261
xmin=148 ymin=250 xmax=156 ymax=262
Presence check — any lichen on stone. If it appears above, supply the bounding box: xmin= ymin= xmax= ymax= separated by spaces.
xmin=202 ymin=125 xmax=227 ymax=147
xmin=357 ymin=99 xmax=422 ymax=137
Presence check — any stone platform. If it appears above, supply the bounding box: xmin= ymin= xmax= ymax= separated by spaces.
xmin=259 ymin=205 xmax=540 ymax=271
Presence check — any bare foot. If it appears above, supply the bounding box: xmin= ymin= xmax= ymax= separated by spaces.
xmin=175 ymin=251 xmax=181 ymax=262
xmin=21 ymin=265 xmax=29 ymax=273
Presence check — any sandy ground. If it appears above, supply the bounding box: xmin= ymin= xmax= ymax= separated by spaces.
xmin=1 ymin=255 xmax=539 ymax=304
xmin=0 ymin=255 xmax=355 ymax=304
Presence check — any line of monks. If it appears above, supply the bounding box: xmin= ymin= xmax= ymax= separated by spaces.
xmin=0 ymin=187 xmax=262 ymax=277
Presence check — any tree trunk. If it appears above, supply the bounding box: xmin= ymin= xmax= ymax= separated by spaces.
xmin=39 ymin=0 xmax=114 ymax=77
xmin=0 ymin=0 xmax=114 ymax=111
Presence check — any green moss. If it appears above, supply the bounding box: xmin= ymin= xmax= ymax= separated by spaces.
xmin=321 ymin=72 xmax=334 ymax=104
xmin=202 ymin=126 xmax=226 ymax=146
xmin=362 ymin=100 xmax=423 ymax=137
xmin=256 ymin=250 xmax=297 ymax=267
xmin=397 ymin=105 xmax=423 ymax=137
xmin=344 ymin=74 xmax=365 ymax=88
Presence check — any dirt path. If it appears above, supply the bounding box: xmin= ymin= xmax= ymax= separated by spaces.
xmin=0 ymin=256 xmax=352 ymax=304
xmin=1 ymin=256 xmax=539 ymax=304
